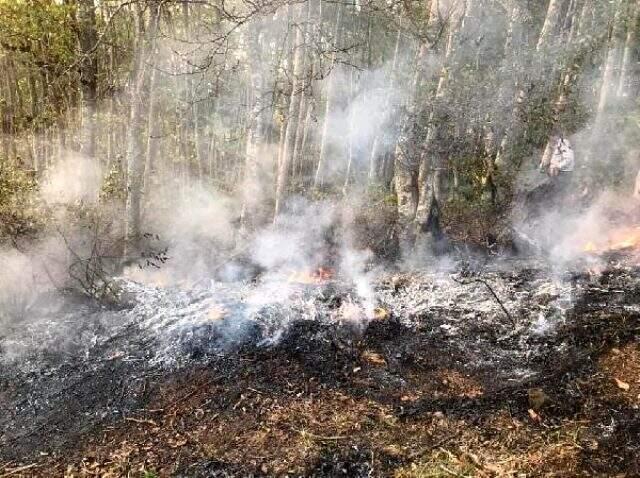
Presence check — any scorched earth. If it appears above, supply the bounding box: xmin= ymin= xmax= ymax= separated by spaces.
xmin=1 ymin=257 xmax=639 ymax=477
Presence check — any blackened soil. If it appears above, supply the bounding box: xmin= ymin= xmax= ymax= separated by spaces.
xmin=1 ymin=267 xmax=640 ymax=477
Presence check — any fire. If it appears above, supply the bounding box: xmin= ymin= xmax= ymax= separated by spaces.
xmin=583 ymin=225 xmax=640 ymax=254
xmin=288 ymin=267 xmax=334 ymax=284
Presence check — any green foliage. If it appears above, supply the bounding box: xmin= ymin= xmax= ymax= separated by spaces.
xmin=0 ymin=0 xmax=76 ymax=65
xmin=0 ymin=0 xmax=77 ymax=133
xmin=101 ymin=159 xmax=127 ymax=201
xmin=0 ymin=160 xmax=43 ymax=240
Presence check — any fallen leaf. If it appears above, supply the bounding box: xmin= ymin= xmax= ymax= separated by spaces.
xmin=169 ymin=438 xmax=188 ymax=448
xmin=614 ymin=378 xmax=630 ymax=391
xmin=361 ymin=351 xmax=386 ymax=366
xmin=528 ymin=408 xmax=542 ymax=423
xmin=382 ymin=445 xmax=404 ymax=458
xmin=372 ymin=307 xmax=390 ymax=320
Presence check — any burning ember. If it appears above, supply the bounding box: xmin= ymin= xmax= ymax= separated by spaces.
xmin=288 ymin=267 xmax=334 ymax=285
xmin=583 ymin=225 xmax=640 ymax=255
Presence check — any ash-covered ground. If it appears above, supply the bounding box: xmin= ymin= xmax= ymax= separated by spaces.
xmin=1 ymin=256 xmax=640 ymax=476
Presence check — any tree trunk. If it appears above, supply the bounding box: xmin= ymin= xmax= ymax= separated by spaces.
xmin=292 ymin=0 xmax=313 ymax=183
xmin=617 ymin=0 xmax=639 ymax=97
xmin=124 ymin=1 xmax=161 ymax=261
xmin=485 ymin=0 xmax=530 ymax=197
xmin=313 ymin=4 xmax=342 ymax=188
xmin=369 ymin=26 xmax=401 ymax=183
xmin=28 ymin=74 xmax=41 ymax=174
xmin=143 ymin=62 xmax=159 ymax=197
xmin=495 ymin=0 xmax=566 ymax=172
xmin=414 ymin=0 xmax=470 ymax=240
xmin=618 ymin=0 xmax=640 ymax=97
xmin=275 ymin=5 xmax=306 ymax=218
xmin=536 ymin=0 xmax=565 ymax=51
xmin=343 ymin=68 xmax=355 ymax=194
xmin=299 ymin=96 xmax=314 ymax=182
xmin=595 ymin=0 xmax=625 ymax=121
xmin=393 ymin=0 xmax=441 ymax=242
xmin=77 ymin=0 xmax=98 ymax=160
xmin=239 ymin=19 xmax=267 ymax=229
xmin=539 ymin=1 xmax=599 ymax=169
xmin=394 ymin=41 xmax=429 ymax=240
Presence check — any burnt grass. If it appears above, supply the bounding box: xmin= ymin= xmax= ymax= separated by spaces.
xmin=1 ymin=264 xmax=640 ymax=476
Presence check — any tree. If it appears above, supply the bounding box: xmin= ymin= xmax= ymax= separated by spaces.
xmin=77 ymin=0 xmax=98 ymax=160
xmin=275 ymin=4 xmax=306 ymax=218
xmin=124 ymin=0 xmax=161 ymax=260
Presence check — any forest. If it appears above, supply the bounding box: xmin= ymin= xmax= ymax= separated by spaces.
xmin=0 ymin=0 xmax=637 ymax=255
xmin=1 ymin=0 xmax=640 ymax=476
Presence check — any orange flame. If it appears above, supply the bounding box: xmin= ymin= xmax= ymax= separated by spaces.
xmin=288 ymin=267 xmax=334 ymax=284
xmin=583 ymin=226 xmax=640 ymax=254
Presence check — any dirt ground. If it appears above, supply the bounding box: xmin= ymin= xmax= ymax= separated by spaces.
xmin=1 ymin=265 xmax=640 ymax=477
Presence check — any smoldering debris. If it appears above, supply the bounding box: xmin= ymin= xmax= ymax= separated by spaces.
xmin=0 ymin=257 xmax=592 ymax=373
xmin=4 ymin=256 xmax=640 ymax=464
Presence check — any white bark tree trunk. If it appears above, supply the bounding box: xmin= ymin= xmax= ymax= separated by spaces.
xmin=618 ymin=0 xmax=640 ymax=97
xmin=595 ymin=0 xmax=625 ymax=120
xmin=124 ymin=1 xmax=161 ymax=260
xmin=536 ymin=0 xmax=565 ymax=51
xmin=78 ymin=0 xmax=98 ymax=160
xmin=275 ymin=5 xmax=306 ymax=218
xmin=494 ymin=0 xmax=566 ymax=171
xmin=414 ymin=0 xmax=470 ymax=237
xmin=240 ymin=19 xmax=267 ymax=229
xmin=369 ymin=26 xmax=402 ymax=183
xmin=313 ymin=4 xmax=342 ymax=188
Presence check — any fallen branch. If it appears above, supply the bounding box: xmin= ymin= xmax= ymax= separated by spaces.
xmin=452 ymin=276 xmax=515 ymax=326
xmin=124 ymin=417 xmax=158 ymax=427
xmin=0 ymin=464 xmax=38 ymax=477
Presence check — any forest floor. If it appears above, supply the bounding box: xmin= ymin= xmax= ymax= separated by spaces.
xmin=1 ymin=259 xmax=640 ymax=477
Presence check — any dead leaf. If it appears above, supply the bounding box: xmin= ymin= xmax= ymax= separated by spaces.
xmin=614 ymin=378 xmax=630 ymax=391
xmin=528 ymin=408 xmax=542 ymax=423
xmin=372 ymin=307 xmax=390 ymax=320
xmin=169 ymin=437 xmax=188 ymax=448
xmin=361 ymin=351 xmax=386 ymax=366
xmin=382 ymin=445 xmax=404 ymax=458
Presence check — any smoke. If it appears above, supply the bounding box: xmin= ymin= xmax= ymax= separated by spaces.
xmin=0 ymin=153 xmax=121 ymax=358
xmin=40 ymin=153 xmax=104 ymax=206
xmin=2 ymin=0 xmax=639 ymax=370
xmin=313 ymin=63 xmax=409 ymax=185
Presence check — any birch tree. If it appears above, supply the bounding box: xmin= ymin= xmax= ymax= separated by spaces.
xmin=240 ymin=18 xmax=267 ymax=229
xmin=77 ymin=0 xmax=98 ymax=160
xmin=494 ymin=0 xmax=566 ymax=172
xmin=394 ymin=0 xmax=441 ymax=242
xmin=124 ymin=1 xmax=161 ymax=260
xmin=618 ymin=0 xmax=640 ymax=97
xmin=275 ymin=5 xmax=306 ymax=218
xmin=414 ymin=0 xmax=471 ymax=242
xmin=313 ymin=4 xmax=342 ymax=188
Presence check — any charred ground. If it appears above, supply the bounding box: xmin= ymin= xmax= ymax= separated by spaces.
xmin=1 ymin=258 xmax=640 ymax=477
